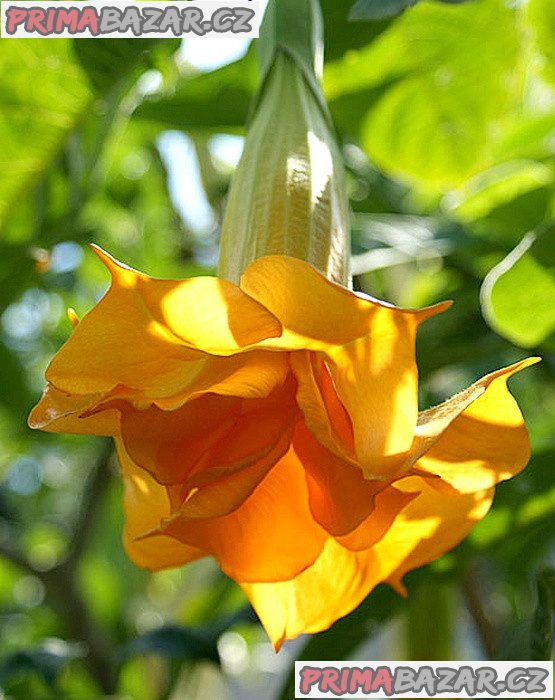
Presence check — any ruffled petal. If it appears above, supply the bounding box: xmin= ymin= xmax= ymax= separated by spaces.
xmin=408 ymin=358 xmax=539 ymax=492
xmin=240 ymin=255 xmax=449 ymax=350
xmin=381 ymin=476 xmax=494 ymax=592
xmin=154 ymin=446 xmax=328 ymax=583
xmin=118 ymin=393 xmax=241 ymax=485
xmin=290 ymin=351 xmax=355 ymax=463
xmin=116 ymin=440 xmax=205 ymax=571
xmin=28 ymin=384 xmax=119 ymax=436
xmin=118 ymin=376 xmax=297 ymax=487
xmin=243 ymin=475 xmax=493 ymax=648
xmin=241 ymin=256 xmax=450 ymax=478
xmin=46 ymin=247 xmax=282 ymax=398
xmin=293 ymin=421 xmax=385 ymax=536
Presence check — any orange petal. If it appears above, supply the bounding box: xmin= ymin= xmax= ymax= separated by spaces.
xmin=46 ymin=247 xmax=282 ymax=398
xmin=324 ymin=324 xmax=419 ymax=480
xmin=409 ymin=358 xmax=539 ymax=492
xmin=28 ymin=384 xmax=119 ymax=436
xmin=336 ymin=486 xmax=418 ymax=552
xmin=293 ymin=421 xmax=385 ymax=536
xmin=118 ymin=394 xmax=242 ymax=485
xmin=240 ymin=255 xmax=449 ymax=350
xmin=241 ymin=256 xmax=450 ymax=478
xmin=116 ymin=439 xmax=205 ymax=571
xmin=243 ymin=475 xmax=492 ymax=648
xmin=381 ymin=475 xmax=494 ymax=593
xmin=290 ymin=351 xmax=355 ymax=463
xmin=119 ymin=376 xmax=296 ymax=488
xmin=156 ymin=446 xmax=327 ymax=583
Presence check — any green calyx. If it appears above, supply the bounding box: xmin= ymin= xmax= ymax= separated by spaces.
xmin=217 ymin=0 xmax=350 ymax=286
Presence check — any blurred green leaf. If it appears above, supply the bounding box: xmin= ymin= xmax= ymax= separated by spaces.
xmin=528 ymin=0 xmax=555 ymax=86
xmin=0 ymin=639 xmax=85 ymax=689
xmin=349 ymin=0 xmax=473 ymax=21
xmin=135 ymin=47 xmax=258 ymax=131
xmin=531 ymin=568 xmax=555 ymax=660
xmin=73 ymin=39 xmax=179 ymax=93
xmin=120 ymin=625 xmax=219 ymax=664
xmin=0 ymin=39 xmax=175 ymax=232
xmin=481 ymin=227 xmax=555 ymax=348
xmin=445 ymin=161 xmax=553 ymax=244
xmin=357 ymin=0 xmax=519 ymax=187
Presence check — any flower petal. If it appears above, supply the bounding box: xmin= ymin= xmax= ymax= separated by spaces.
xmin=28 ymin=384 xmax=119 ymax=435
xmin=408 ymin=358 xmax=539 ymax=492
xmin=241 ymin=256 xmax=450 ymax=478
xmin=243 ymin=475 xmax=492 ymax=648
xmin=156 ymin=446 xmax=327 ymax=583
xmin=381 ymin=476 xmax=494 ymax=593
xmin=116 ymin=440 xmax=205 ymax=571
xmin=118 ymin=376 xmax=297 ymax=488
xmin=240 ymin=255 xmax=449 ymax=350
xmin=118 ymin=394 xmax=242 ymax=485
xmin=293 ymin=421 xmax=385 ymax=536
xmin=46 ymin=247 xmax=282 ymax=398
xmin=290 ymin=351 xmax=355 ymax=463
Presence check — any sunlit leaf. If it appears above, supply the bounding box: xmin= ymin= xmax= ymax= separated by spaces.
xmin=528 ymin=0 xmax=555 ymax=86
xmin=0 ymin=39 xmax=174 ymax=232
xmin=481 ymin=227 xmax=555 ymax=349
xmin=444 ymin=161 xmax=553 ymax=244
xmin=338 ymin=0 xmax=520 ymax=187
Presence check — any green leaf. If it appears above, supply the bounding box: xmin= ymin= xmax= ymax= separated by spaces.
xmin=531 ymin=568 xmax=555 ymax=660
xmin=0 ymin=640 xmax=85 ymax=689
xmin=528 ymin=0 xmax=555 ymax=86
xmin=444 ymin=161 xmax=553 ymax=244
xmin=134 ymin=47 xmax=258 ymax=131
xmin=0 ymin=39 xmax=174 ymax=232
xmin=120 ymin=625 xmax=220 ymax=664
xmin=74 ymin=39 xmax=178 ymax=93
xmin=334 ymin=0 xmax=520 ymax=187
xmin=349 ymin=0 xmax=473 ymax=21
xmin=481 ymin=227 xmax=555 ymax=349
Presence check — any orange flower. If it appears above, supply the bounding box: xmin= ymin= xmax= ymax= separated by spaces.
xmin=29 ymin=247 xmax=537 ymax=649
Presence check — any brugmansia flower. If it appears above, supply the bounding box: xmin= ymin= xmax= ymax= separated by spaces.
xmin=29 ymin=247 xmax=537 ymax=648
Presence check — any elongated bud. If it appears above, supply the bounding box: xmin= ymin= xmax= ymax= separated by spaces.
xmin=217 ymin=0 xmax=350 ymax=286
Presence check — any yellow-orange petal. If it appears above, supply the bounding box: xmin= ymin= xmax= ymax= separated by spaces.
xmin=46 ymin=247 xmax=282 ymax=397
xmin=118 ymin=394 xmax=242 ymax=485
xmin=240 ymin=255 xmax=449 ymax=351
xmin=243 ymin=475 xmax=492 ymax=648
xmin=28 ymin=384 xmax=119 ymax=436
xmin=293 ymin=421 xmax=385 ymax=536
xmin=152 ymin=350 xmax=288 ymax=410
xmin=382 ymin=475 xmax=494 ymax=593
xmin=116 ymin=439 xmax=205 ymax=571
xmin=156 ymin=446 xmax=328 ymax=583
xmin=290 ymin=351 xmax=355 ymax=464
xmin=241 ymin=256 xmax=449 ymax=478
xmin=119 ymin=376 xmax=296 ymax=487
xmin=408 ymin=358 xmax=539 ymax=493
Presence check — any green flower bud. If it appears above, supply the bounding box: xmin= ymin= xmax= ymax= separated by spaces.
xmin=217 ymin=1 xmax=350 ymax=287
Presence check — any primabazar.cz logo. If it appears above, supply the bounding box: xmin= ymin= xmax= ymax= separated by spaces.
xmin=0 ymin=0 xmax=260 ymax=38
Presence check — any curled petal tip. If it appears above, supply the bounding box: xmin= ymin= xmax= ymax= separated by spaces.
xmin=89 ymin=244 xmax=138 ymax=280
xmin=67 ymin=308 xmax=79 ymax=328
xmin=416 ymin=299 xmax=453 ymax=323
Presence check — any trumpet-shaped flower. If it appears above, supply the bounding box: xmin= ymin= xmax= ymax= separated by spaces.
xmin=29 ymin=247 xmax=537 ymax=648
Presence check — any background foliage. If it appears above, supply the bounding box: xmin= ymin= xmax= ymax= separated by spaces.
xmin=0 ymin=0 xmax=554 ymax=697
